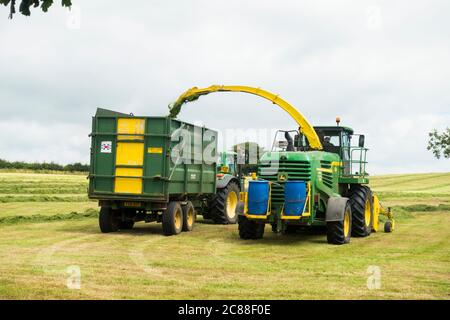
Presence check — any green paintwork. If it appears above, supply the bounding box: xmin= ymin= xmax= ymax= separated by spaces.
xmin=88 ymin=109 xmax=218 ymax=207
xmin=339 ymin=176 xmax=369 ymax=184
xmin=258 ymin=150 xmax=341 ymax=226
xmin=255 ymin=134 xmax=370 ymax=227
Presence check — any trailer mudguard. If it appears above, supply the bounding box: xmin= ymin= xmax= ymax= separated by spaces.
xmin=326 ymin=197 xmax=349 ymax=222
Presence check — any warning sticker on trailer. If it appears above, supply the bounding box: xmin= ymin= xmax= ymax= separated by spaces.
xmin=100 ymin=141 xmax=112 ymax=153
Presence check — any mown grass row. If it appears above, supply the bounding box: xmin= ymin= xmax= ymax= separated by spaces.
xmin=0 ymin=195 xmax=89 ymax=203
xmin=0 ymin=180 xmax=86 ymax=184
xmin=376 ymin=191 xmax=450 ymax=200
xmin=0 ymin=187 xmax=86 ymax=194
xmin=0 ymin=209 xmax=98 ymax=225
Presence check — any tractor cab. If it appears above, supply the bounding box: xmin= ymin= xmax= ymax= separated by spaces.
xmin=217 ymin=151 xmax=238 ymax=176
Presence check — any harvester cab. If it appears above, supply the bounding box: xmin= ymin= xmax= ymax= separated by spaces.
xmin=313 ymin=126 xmax=367 ymax=177
xmin=169 ymin=85 xmax=395 ymax=244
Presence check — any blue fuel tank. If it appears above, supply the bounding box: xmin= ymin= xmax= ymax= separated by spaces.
xmin=284 ymin=181 xmax=307 ymax=216
xmin=248 ymin=180 xmax=270 ymax=215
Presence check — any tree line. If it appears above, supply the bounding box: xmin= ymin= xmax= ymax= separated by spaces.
xmin=0 ymin=159 xmax=89 ymax=172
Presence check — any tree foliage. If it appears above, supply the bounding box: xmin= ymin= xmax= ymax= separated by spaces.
xmin=0 ymin=158 xmax=89 ymax=172
xmin=427 ymin=128 xmax=450 ymax=159
xmin=0 ymin=0 xmax=71 ymax=18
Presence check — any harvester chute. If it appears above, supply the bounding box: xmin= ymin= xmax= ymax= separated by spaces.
xmin=168 ymin=85 xmax=323 ymax=151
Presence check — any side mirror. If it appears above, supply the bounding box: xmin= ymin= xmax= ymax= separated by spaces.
xmin=359 ymin=135 xmax=365 ymax=148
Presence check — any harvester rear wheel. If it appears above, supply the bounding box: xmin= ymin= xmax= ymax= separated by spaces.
xmin=238 ymin=215 xmax=265 ymax=239
xmin=349 ymin=185 xmax=373 ymax=237
xmin=182 ymin=201 xmax=196 ymax=232
xmin=162 ymin=201 xmax=183 ymax=236
xmin=209 ymin=181 xmax=240 ymax=224
xmin=99 ymin=207 xmax=119 ymax=233
xmin=326 ymin=202 xmax=352 ymax=245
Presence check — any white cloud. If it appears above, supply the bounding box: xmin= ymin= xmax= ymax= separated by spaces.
xmin=0 ymin=120 xmax=90 ymax=164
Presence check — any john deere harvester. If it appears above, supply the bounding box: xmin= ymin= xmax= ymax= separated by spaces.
xmin=169 ymin=85 xmax=395 ymax=244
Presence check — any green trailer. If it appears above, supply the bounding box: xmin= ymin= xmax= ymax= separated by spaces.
xmin=88 ymin=108 xmax=218 ymax=235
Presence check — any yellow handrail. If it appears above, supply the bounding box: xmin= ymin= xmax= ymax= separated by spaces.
xmin=168 ymin=85 xmax=323 ymax=150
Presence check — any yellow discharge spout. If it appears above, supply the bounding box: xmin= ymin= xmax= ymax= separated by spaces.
xmin=168 ymin=85 xmax=323 ymax=150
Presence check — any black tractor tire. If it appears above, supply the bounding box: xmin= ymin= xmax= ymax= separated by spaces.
xmin=182 ymin=201 xmax=196 ymax=232
xmin=326 ymin=202 xmax=352 ymax=245
xmin=162 ymin=201 xmax=183 ymax=236
xmin=384 ymin=221 xmax=393 ymax=233
xmin=348 ymin=185 xmax=373 ymax=237
xmin=238 ymin=215 xmax=265 ymax=240
xmin=119 ymin=220 xmax=135 ymax=230
xmin=209 ymin=181 xmax=240 ymax=224
xmin=99 ymin=207 xmax=119 ymax=233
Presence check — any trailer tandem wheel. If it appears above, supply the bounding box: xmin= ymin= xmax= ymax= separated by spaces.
xmin=99 ymin=207 xmax=120 ymax=233
xmin=182 ymin=201 xmax=196 ymax=232
xmin=119 ymin=220 xmax=135 ymax=230
xmin=162 ymin=201 xmax=183 ymax=236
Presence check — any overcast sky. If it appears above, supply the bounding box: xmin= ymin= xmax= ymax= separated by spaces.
xmin=0 ymin=0 xmax=449 ymax=174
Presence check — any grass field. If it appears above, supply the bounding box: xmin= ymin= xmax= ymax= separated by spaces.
xmin=0 ymin=171 xmax=449 ymax=299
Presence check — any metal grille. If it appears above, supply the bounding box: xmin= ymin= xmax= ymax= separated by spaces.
xmin=258 ymin=160 xmax=311 ymax=206
xmin=320 ymin=161 xmax=333 ymax=189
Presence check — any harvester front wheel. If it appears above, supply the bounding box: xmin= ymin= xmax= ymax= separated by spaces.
xmin=210 ymin=181 xmax=240 ymax=224
xmin=349 ymin=185 xmax=373 ymax=237
xmin=162 ymin=201 xmax=183 ymax=236
xmin=326 ymin=202 xmax=352 ymax=245
xmin=238 ymin=215 xmax=265 ymax=239
xmin=99 ymin=207 xmax=119 ymax=233
xmin=182 ymin=201 xmax=196 ymax=232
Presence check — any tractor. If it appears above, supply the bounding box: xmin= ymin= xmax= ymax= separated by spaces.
xmin=203 ymin=151 xmax=241 ymax=224
xmin=169 ymin=85 xmax=395 ymax=244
